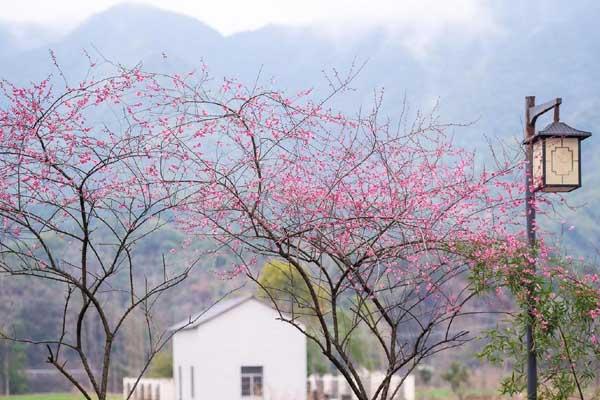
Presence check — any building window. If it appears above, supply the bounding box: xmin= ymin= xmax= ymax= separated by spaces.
xmin=241 ymin=366 xmax=263 ymax=397
xmin=178 ymin=366 xmax=183 ymax=400
xmin=190 ymin=366 xmax=195 ymax=398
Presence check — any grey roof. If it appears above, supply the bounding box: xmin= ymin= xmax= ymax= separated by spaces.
xmin=170 ymin=295 xmax=256 ymax=332
xmin=537 ymin=121 xmax=592 ymax=139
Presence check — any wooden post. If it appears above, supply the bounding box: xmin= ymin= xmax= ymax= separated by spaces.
xmin=525 ymin=96 xmax=537 ymax=400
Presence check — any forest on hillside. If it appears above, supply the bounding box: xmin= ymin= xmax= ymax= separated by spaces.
xmin=1 ymin=1 xmax=599 ymax=397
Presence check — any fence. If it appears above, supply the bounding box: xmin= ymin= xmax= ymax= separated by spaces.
xmin=307 ymin=372 xmax=415 ymax=400
xmin=122 ymin=377 xmax=175 ymax=400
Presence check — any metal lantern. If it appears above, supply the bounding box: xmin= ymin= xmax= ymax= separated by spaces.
xmin=529 ymin=121 xmax=591 ymax=192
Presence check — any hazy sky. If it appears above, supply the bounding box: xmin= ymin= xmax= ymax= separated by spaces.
xmin=0 ymin=0 xmax=495 ymax=36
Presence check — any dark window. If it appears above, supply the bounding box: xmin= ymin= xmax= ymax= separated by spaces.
xmin=242 ymin=376 xmax=251 ymax=396
xmin=241 ymin=366 xmax=264 ymax=397
xmin=254 ymin=375 xmax=263 ymax=396
xmin=241 ymin=366 xmax=263 ymax=374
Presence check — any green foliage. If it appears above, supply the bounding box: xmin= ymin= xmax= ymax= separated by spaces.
xmin=474 ymin=255 xmax=600 ymax=400
xmin=305 ymin=307 xmax=383 ymax=373
xmin=335 ymin=308 xmax=381 ymax=370
xmin=146 ymin=350 xmax=173 ymax=378
xmin=307 ymin=340 xmax=329 ymax=375
xmin=0 ymin=341 xmax=28 ymax=394
xmin=256 ymin=260 xmax=327 ymax=312
xmin=256 ymin=260 xmax=381 ymax=371
xmin=441 ymin=362 xmax=469 ymax=400
xmin=416 ymin=365 xmax=434 ymax=385
xmin=258 ymin=260 xmax=332 ymax=373
xmin=8 ymin=344 xmax=27 ymax=394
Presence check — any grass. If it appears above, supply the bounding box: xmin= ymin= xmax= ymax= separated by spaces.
xmin=417 ymin=387 xmax=454 ymax=399
xmin=0 ymin=394 xmax=121 ymax=400
xmin=417 ymin=387 xmax=503 ymax=400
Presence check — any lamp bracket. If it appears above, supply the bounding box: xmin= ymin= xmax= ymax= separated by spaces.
xmin=528 ymin=98 xmax=562 ymax=125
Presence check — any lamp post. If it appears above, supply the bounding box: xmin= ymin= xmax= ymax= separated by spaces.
xmin=523 ymin=96 xmax=592 ymax=400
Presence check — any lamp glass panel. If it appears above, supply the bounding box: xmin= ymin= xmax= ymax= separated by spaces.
xmin=532 ymin=140 xmax=544 ymax=189
xmin=544 ymin=137 xmax=579 ymax=186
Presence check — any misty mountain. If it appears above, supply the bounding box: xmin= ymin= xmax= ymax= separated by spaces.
xmin=0 ymin=1 xmax=598 ymax=256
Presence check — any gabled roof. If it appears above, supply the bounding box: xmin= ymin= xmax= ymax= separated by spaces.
xmin=537 ymin=121 xmax=592 ymax=139
xmin=170 ymin=295 xmax=257 ymax=332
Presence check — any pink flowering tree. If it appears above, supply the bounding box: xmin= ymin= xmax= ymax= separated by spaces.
xmin=2 ymin=55 xmax=598 ymax=400
xmin=174 ymin=73 xmax=535 ymax=400
xmin=0 ymin=58 xmax=214 ymax=399
xmin=466 ymin=149 xmax=600 ymax=399
xmin=476 ymin=249 xmax=600 ymax=399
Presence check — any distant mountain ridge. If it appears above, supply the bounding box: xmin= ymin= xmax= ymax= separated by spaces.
xmin=0 ymin=1 xmax=598 ymax=256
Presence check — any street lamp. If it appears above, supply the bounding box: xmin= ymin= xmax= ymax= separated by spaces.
xmin=523 ymin=96 xmax=592 ymax=400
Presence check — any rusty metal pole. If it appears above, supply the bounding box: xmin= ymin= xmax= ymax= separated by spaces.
xmin=524 ymin=95 xmax=537 ymax=400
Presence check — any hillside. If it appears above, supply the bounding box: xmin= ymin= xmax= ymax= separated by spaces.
xmin=0 ymin=1 xmax=599 ymax=392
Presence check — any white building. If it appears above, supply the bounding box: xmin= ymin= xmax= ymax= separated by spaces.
xmin=171 ymin=295 xmax=307 ymax=400
xmin=122 ymin=295 xmax=415 ymax=400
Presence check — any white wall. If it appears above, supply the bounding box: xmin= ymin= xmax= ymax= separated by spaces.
xmin=402 ymin=374 xmax=415 ymax=400
xmin=173 ymin=299 xmax=307 ymax=400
